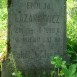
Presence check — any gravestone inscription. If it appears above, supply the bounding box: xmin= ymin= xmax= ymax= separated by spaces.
xmin=8 ymin=0 xmax=66 ymax=72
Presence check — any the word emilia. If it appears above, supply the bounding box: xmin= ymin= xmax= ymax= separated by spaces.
xmin=25 ymin=1 xmax=52 ymax=9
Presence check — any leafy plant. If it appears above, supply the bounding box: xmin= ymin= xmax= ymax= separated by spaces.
xmin=51 ymin=56 xmax=77 ymax=77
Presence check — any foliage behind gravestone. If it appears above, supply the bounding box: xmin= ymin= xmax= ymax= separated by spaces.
xmin=0 ymin=0 xmax=7 ymax=53
xmin=67 ymin=0 xmax=77 ymax=63
xmin=0 ymin=0 xmax=7 ymax=8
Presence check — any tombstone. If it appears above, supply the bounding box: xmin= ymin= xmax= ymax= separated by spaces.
xmin=2 ymin=0 xmax=67 ymax=77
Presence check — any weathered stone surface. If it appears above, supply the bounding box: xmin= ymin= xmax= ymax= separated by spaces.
xmin=8 ymin=0 xmax=66 ymax=71
xmin=2 ymin=0 xmax=67 ymax=77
